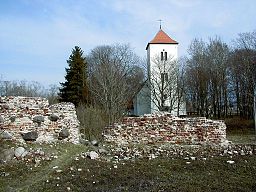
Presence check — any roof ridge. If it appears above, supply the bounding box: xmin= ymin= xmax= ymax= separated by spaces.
xmin=150 ymin=29 xmax=178 ymax=44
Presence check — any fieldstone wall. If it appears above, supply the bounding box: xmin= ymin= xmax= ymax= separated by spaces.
xmin=104 ymin=113 xmax=227 ymax=146
xmin=0 ymin=96 xmax=80 ymax=144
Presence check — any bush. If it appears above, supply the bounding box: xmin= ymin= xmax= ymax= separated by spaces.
xmin=225 ymin=117 xmax=255 ymax=134
xmin=76 ymin=104 xmax=107 ymax=141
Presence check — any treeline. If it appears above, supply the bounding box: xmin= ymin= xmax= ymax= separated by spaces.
xmin=184 ymin=31 xmax=256 ymax=119
xmin=1 ymin=30 xmax=255 ymax=124
xmin=0 ymin=79 xmax=59 ymax=105
xmin=58 ymin=44 xmax=144 ymax=125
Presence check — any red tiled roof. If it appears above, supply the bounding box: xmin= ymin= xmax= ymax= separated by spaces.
xmin=146 ymin=29 xmax=178 ymax=50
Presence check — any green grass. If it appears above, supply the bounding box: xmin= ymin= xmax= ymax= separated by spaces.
xmin=0 ymin=142 xmax=88 ymax=192
xmin=2 ymin=155 xmax=255 ymax=192
xmin=0 ymin=129 xmax=256 ymax=192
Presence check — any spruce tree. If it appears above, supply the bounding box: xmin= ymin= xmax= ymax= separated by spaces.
xmin=59 ymin=46 xmax=89 ymax=106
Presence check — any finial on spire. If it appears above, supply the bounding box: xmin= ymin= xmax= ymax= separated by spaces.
xmin=157 ymin=19 xmax=162 ymax=29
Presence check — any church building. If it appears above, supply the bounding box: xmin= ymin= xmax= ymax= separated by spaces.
xmin=133 ymin=27 xmax=186 ymax=116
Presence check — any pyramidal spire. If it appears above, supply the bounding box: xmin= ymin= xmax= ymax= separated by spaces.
xmin=146 ymin=28 xmax=178 ymax=50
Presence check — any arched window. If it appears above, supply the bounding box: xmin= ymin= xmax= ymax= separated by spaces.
xmin=161 ymin=50 xmax=167 ymax=61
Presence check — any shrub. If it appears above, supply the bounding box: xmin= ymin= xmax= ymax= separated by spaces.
xmin=76 ymin=104 xmax=107 ymax=141
xmin=225 ymin=117 xmax=255 ymax=134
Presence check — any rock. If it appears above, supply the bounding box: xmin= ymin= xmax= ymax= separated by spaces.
xmin=0 ymin=131 xmax=13 ymax=139
xmin=87 ymin=151 xmax=99 ymax=159
xmin=14 ymin=147 xmax=26 ymax=158
xmin=2 ymin=104 xmax=9 ymax=110
xmin=98 ymin=148 xmax=108 ymax=154
xmin=0 ymin=116 xmax=4 ymax=123
xmin=227 ymin=160 xmax=235 ymax=164
xmin=10 ymin=116 xmax=16 ymax=122
xmin=0 ymin=149 xmax=15 ymax=162
xmin=91 ymin=140 xmax=98 ymax=146
xmin=33 ymin=115 xmax=44 ymax=126
xmin=9 ymin=104 xmax=15 ymax=109
xmin=220 ymin=140 xmax=230 ymax=148
xmin=22 ymin=131 xmax=38 ymax=141
xmin=59 ymin=129 xmax=69 ymax=139
xmin=49 ymin=114 xmax=59 ymax=122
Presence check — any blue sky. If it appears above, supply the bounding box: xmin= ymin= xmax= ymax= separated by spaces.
xmin=0 ymin=0 xmax=256 ymax=86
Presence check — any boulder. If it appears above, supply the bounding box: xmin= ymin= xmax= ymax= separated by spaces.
xmin=22 ymin=131 xmax=38 ymax=141
xmin=87 ymin=151 xmax=99 ymax=159
xmin=10 ymin=116 xmax=16 ymax=122
xmin=33 ymin=115 xmax=44 ymax=126
xmin=0 ymin=149 xmax=15 ymax=163
xmin=91 ymin=140 xmax=99 ymax=146
xmin=14 ymin=147 xmax=26 ymax=158
xmin=0 ymin=131 xmax=13 ymax=139
xmin=59 ymin=129 xmax=69 ymax=139
xmin=49 ymin=113 xmax=59 ymax=122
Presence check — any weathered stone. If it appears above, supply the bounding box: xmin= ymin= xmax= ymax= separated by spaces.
xmin=49 ymin=113 xmax=59 ymax=122
xmin=87 ymin=151 xmax=99 ymax=159
xmin=14 ymin=147 xmax=26 ymax=158
xmin=0 ymin=149 xmax=15 ymax=162
xmin=98 ymin=148 xmax=108 ymax=154
xmin=10 ymin=116 xmax=16 ymax=122
xmin=1 ymin=104 xmax=9 ymax=110
xmin=22 ymin=131 xmax=38 ymax=141
xmin=91 ymin=140 xmax=99 ymax=146
xmin=59 ymin=128 xmax=69 ymax=139
xmin=0 ymin=131 xmax=13 ymax=139
xmin=0 ymin=97 xmax=79 ymax=144
xmin=33 ymin=115 xmax=44 ymax=124
xmin=0 ymin=116 xmax=4 ymax=123
xmin=9 ymin=104 xmax=15 ymax=109
xmin=227 ymin=160 xmax=235 ymax=164
xmin=104 ymin=114 xmax=227 ymax=146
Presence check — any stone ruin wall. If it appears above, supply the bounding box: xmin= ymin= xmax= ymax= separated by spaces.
xmin=1 ymin=96 xmax=227 ymax=146
xmin=104 ymin=114 xmax=227 ymax=146
xmin=0 ymin=96 xmax=80 ymax=144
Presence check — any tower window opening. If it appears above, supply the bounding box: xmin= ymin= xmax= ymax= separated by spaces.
xmin=161 ymin=51 xmax=167 ymax=61
xmin=161 ymin=73 xmax=168 ymax=83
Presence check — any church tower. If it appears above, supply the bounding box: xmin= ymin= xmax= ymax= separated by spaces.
xmin=146 ymin=28 xmax=179 ymax=115
xmin=133 ymin=27 xmax=186 ymax=116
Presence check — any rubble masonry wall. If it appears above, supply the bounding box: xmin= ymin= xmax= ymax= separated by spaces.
xmin=1 ymin=97 xmax=227 ymax=146
xmin=104 ymin=114 xmax=227 ymax=145
xmin=0 ymin=96 xmax=80 ymax=144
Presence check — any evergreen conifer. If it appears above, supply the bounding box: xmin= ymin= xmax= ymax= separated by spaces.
xmin=59 ymin=46 xmax=89 ymax=106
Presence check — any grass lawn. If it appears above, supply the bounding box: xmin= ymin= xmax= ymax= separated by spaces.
xmin=0 ymin=131 xmax=256 ymax=192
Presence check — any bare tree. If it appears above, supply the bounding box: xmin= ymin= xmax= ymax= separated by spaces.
xmin=148 ymin=54 xmax=179 ymax=113
xmin=0 ymin=79 xmax=46 ymax=97
xmin=88 ymin=44 xmax=142 ymax=124
xmin=176 ymin=57 xmax=187 ymax=116
xmin=185 ymin=38 xmax=210 ymax=117
xmin=207 ymin=37 xmax=230 ymax=118
xmin=234 ymin=30 xmax=256 ymax=131
xmin=46 ymin=84 xmax=59 ymax=105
